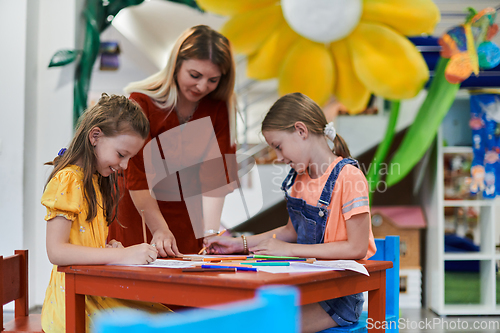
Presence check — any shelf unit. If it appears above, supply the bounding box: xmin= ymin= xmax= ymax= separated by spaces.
xmin=423 ymin=128 xmax=499 ymax=315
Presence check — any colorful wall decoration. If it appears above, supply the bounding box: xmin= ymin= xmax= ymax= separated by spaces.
xmin=385 ymin=7 xmax=499 ymax=189
xmin=197 ymin=0 xmax=440 ymax=114
xmin=469 ymin=93 xmax=500 ymax=199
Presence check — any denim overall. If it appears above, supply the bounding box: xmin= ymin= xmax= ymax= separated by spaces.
xmin=281 ymin=158 xmax=364 ymax=326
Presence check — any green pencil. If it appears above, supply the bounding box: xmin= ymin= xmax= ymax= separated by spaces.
xmin=252 ymin=255 xmax=301 ymax=260
xmin=240 ymin=262 xmax=290 ymax=266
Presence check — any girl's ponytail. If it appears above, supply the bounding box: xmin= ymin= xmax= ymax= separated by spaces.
xmin=333 ymin=134 xmax=351 ymax=158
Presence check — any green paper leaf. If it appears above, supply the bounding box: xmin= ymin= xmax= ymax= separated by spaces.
xmin=48 ymin=49 xmax=82 ymax=67
xmin=385 ymin=57 xmax=460 ymax=187
xmin=366 ymin=100 xmax=400 ymax=203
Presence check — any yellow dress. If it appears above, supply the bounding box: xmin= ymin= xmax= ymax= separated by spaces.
xmin=40 ymin=165 xmax=171 ymax=333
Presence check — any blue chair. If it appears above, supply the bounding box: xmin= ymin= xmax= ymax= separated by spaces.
xmin=94 ymin=286 xmax=300 ymax=333
xmin=319 ymin=235 xmax=400 ymax=333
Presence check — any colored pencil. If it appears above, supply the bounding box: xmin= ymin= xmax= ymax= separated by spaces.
xmin=201 ymin=264 xmax=257 ymax=272
xmin=256 ymin=258 xmax=316 ymax=263
xmin=256 ymin=259 xmax=305 ymax=262
xmin=202 ymin=256 xmax=250 ymax=262
xmin=198 ymin=229 xmax=227 ymax=255
xmin=182 ymin=268 xmax=236 ymax=272
xmin=240 ymin=262 xmax=290 ymax=266
xmin=141 ymin=210 xmax=147 ymax=244
xmin=252 ymin=255 xmax=301 ymax=260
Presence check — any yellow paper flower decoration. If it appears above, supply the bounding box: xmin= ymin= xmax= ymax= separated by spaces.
xmin=197 ymin=0 xmax=440 ymax=113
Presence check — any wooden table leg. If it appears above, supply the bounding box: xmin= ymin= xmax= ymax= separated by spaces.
xmin=367 ymin=271 xmax=386 ymax=333
xmin=65 ymin=273 xmax=86 ymax=333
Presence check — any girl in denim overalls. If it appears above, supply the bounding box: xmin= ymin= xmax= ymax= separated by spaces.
xmin=206 ymin=93 xmax=376 ymax=332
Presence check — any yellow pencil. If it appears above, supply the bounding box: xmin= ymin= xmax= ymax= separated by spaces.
xmin=198 ymin=229 xmax=227 ymax=255
xmin=141 ymin=210 xmax=147 ymax=244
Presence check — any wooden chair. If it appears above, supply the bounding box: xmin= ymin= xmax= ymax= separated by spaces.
xmin=1 ymin=250 xmax=43 ymax=332
xmin=319 ymin=235 xmax=400 ymax=333
xmin=95 ymin=285 xmax=300 ymax=333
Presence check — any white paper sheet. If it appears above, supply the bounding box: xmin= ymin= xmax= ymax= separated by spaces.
xmin=118 ymin=259 xmax=369 ymax=275
xmin=135 ymin=259 xmax=196 ymax=268
xmin=257 ymin=260 xmax=369 ymax=275
xmin=308 ymin=260 xmax=369 ymax=276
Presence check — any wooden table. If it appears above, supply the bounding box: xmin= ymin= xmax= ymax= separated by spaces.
xmin=59 ymin=260 xmax=392 ymax=333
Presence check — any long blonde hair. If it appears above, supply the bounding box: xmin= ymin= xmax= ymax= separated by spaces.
xmin=45 ymin=94 xmax=150 ymax=225
xmin=262 ymin=92 xmax=351 ymax=158
xmin=124 ymin=25 xmax=237 ymax=143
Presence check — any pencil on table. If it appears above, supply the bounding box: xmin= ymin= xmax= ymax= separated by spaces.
xmin=198 ymin=229 xmax=227 ymax=255
xmin=141 ymin=210 xmax=147 ymax=244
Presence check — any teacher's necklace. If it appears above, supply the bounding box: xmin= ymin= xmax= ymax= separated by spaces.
xmin=176 ymin=102 xmax=199 ymax=125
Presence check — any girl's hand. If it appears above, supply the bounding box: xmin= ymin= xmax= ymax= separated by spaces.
xmin=116 ymin=243 xmax=158 ymax=265
xmin=205 ymin=236 xmax=242 ymax=254
xmin=250 ymin=238 xmax=291 ymax=256
xmin=151 ymin=227 xmax=181 ymax=257
xmin=106 ymin=239 xmax=123 ymax=248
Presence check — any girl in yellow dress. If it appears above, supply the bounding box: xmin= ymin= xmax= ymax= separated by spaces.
xmin=41 ymin=94 xmax=171 ymax=333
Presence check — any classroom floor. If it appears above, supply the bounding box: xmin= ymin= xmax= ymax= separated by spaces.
xmin=4 ymin=307 xmax=500 ymax=332
xmin=399 ymin=308 xmax=500 ymax=332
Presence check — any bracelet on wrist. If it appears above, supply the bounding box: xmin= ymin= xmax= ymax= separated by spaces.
xmin=241 ymin=235 xmax=249 ymax=255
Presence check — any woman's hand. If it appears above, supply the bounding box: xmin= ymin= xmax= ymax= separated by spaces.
xmin=205 ymin=236 xmax=242 ymax=254
xmin=129 ymin=190 xmax=182 ymax=257
xmin=250 ymin=238 xmax=292 ymax=256
xmin=106 ymin=239 xmax=123 ymax=248
xmin=151 ymin=227 xmax=181 ymax=257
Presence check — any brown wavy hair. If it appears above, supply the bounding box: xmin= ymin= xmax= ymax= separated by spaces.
xmin=45 ymin=94 xmax=150 ymax=225
xmin=262 ymin=92 xmax=351 ymax=158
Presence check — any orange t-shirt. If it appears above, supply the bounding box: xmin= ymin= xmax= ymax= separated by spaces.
xmin=290 ymin=157 xmax=376 ymax=259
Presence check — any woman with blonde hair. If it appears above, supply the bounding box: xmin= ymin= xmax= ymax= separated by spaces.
xmin=108 ymin=25 xmax=238 ymax=256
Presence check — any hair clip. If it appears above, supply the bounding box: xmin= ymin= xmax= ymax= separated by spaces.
xmin=324 ymin=122 xmax=336 ymax=141
xmin=58 ymin=148 xmax=67 ymax=157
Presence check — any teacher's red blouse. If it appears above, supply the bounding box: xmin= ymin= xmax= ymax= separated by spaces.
xmin=108 ymin=92 xmax=237 ymax=254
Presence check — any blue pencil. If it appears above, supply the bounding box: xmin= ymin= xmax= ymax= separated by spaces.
xmin=201 ymin=264 xmax=258 ymax=272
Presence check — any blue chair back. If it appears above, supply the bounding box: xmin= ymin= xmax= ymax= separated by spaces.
xmin=94 ymin=286 xmax=300 ymax=333
xmin=319 ymin=235 xmax=400 ymax=333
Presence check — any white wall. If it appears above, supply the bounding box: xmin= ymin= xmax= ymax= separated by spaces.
xmin=0 ymin=0 xmax=28 ymax=312
xmin=0 ymin=0 xmax=82 ymax=308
